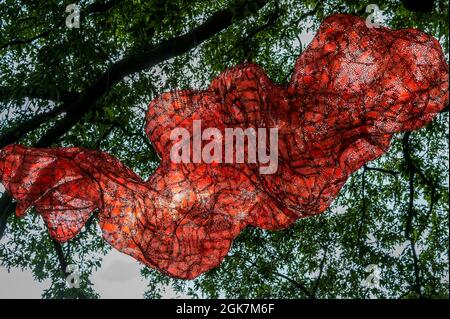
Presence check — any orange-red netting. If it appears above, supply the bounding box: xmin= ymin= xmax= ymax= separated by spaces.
xmin=0 ymin=15 xmax=448 ymax=279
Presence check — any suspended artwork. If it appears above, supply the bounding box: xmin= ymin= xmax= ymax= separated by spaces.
xmin=0 ymin=15 xmax=448 ymax=279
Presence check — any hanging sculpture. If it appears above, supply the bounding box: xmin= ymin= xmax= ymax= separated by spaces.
xmin=0 ymin=14 xmax=448 ymax=279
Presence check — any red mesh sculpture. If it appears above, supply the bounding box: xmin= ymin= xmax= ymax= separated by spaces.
xmin=0 ymin=15 xmax=448 ymax=279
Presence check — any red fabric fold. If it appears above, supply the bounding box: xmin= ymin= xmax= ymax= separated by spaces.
xmin=0 ymin=14 xmax=448 ymax=279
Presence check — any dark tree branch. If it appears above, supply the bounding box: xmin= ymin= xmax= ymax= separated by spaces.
xmin=365 ymin=165 xmax=400 ymax=205
xmin=0 ymin=0 xmax=269 ymax=149
xmin=357 ymin=165 xmax=368 ymax=254
xmin=0 ymin=193 xmax=15 ymax=239
xmin=273 ymin=271 xmax=315 ymax=299
xmin=0 ymin=1 xmax=270 ymax=287
xmin=1 ymin=191 xmax=86 ymax=299
xmin=0 ymin=103 xmax=68 ymax=149
xmin=1 ymin=191 xmax=64 ymax=277
xmin=95 ymin=124 xmax=116 ymax=150
xmin=0 ymin=86 xmax=80 ymax=149
xmin=401 ymin=131 xmax=442 ymax=234
xmin=0 ymin=86 xmax=79 ymax=102
xmin=233 ymin=251 xmax=315 ymax=299
xmin=364 ymin=166 xmax=398 ymax=177
xmin=402 ymin=132 xmax=423 ymax=299
xmin=52 ymin=238 xmax=88 ymax=299
xmin=0 ymin=29 xmax=52 ymax=50
xmin=312 ymin=245 xmax=329 ymax=298
xmin=401 ymin=0 xmax=434 ymax=13
xmin=293 ymin=1 xmax=322 ymax=26
xmin=52 ymin=239 xmax=69 ymax=277
xmin=239 ymin=0 xmax=281 ymax=60
xmin=86 ymin=0 xmax=125 ymax=14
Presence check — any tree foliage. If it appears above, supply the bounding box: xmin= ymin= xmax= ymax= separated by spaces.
xmin=0 ymin=0 xmax=448 ymax=298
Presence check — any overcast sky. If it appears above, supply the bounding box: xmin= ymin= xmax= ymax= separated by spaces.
xmin=0 ymin=248 xmax=145 ymax=298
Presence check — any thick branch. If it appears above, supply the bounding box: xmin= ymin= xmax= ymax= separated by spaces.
xmin=34 ymin=0 xmax=268 ymax=147
xmin=401 ymin=0 xmax=434 ymax=13
xmin=52 ymin=239 xmax=69 ymax=277
xmin=0 ymin=86 xmax=80 ymax=149
xmin=0 ymin=0 xmax=268 ymax=149
xmin=0 ymin=193 xmax=15 ymax=239
xmin=0 ymin=0 xmax=269 ymax=262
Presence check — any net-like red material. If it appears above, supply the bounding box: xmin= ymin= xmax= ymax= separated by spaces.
xmin=0 ymin=15 xmax=448 ymax=279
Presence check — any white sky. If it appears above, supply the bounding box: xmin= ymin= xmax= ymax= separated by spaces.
xmin=0 ymin=242 xmax=186 ymax=299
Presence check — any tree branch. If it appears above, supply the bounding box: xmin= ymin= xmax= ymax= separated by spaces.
xmin=86 ymin=0 xmax=125 ymax=14
xmin=357 ymin=165 xmax=368 ymax=254
xmin=365 ymin=165 xmax=400 ymax=205
xmin=52 ymin=239 xmax=69 ymax=277
xmin=0 ymin=0 xmax=269 ymax=149
xmin=312 ymin=245 xmax=329 ymax=298
xmin=364 ymin=166 xmax=399 ymax=177
xmin=401 ymin=0 xmax=434 ymax=13
xmin=273 ymin=270 xmax=315 ymax=298
xmin=402 ymin=132 xmax=423 ymax=299
xmin=0 ymin=192 xmax=84 ymax=298
xmin=0 ymin=86 xmax=79 ymax=102
xmin=233 ymin=251 xmax=315 ymax=298
xmin=0 ymin=193 xmax=15 ymax=239
xmin=0 ymin=103 xmax=68 ymax=149
xmin=0 ymin=0 xmax=270 ymax=282
xmin=0 ymin=29 xmax=52 ymax=51
xmin=0 ymin=0 xmax=125 ymax=51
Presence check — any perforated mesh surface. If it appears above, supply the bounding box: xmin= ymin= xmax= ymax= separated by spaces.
xmin=0 ymin=15 xmax=448 ymax=279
